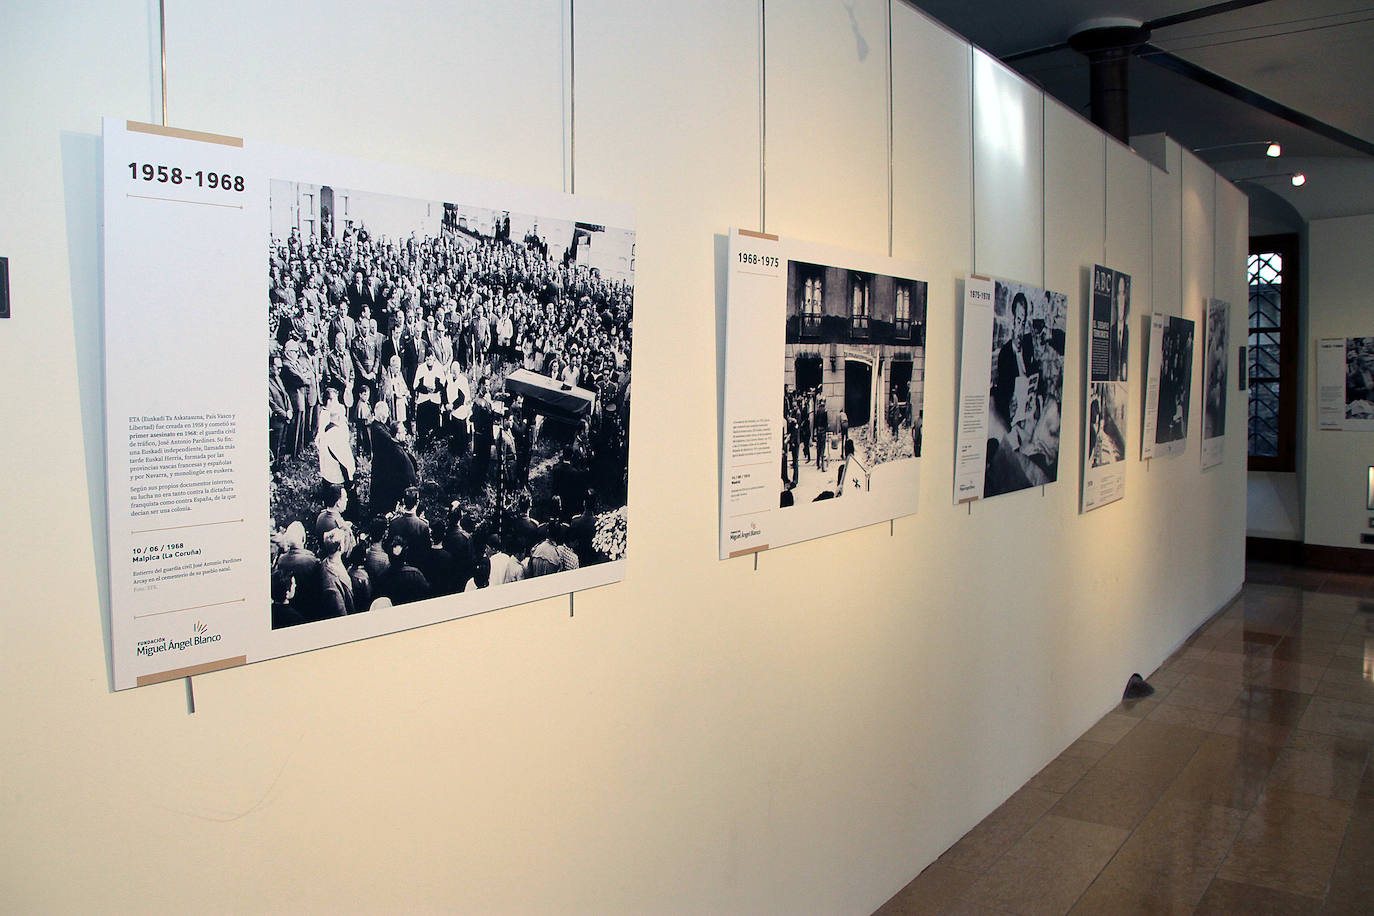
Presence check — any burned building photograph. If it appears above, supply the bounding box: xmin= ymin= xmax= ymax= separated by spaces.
xmin=779 ymin=259 xmax=927 ymax=505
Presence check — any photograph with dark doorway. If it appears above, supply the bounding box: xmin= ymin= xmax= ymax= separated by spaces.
xmin=780 ymin=259 xmax=927 ymax=507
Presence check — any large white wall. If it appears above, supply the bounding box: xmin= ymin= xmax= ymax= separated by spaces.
xmin=0 ymin=2 xmax=1248 ymax=913
xmin=1304 ymin=213 xmax=1374 ymax=551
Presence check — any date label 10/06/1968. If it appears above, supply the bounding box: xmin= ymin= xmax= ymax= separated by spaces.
xmin=128 ymin=162 xmax=245 ymax=192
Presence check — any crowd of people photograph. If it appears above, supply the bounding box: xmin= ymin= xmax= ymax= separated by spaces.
xmin=1203 ymin=302 xmax=1230 ymax=440
xmin=778 ymin=385 xmax=922 ymax=507
xmin=1346 ymin=337 xmax=1374 ymax=419
xmin=1156 ymin=316 xmax=1195 ymax=446
xmin=266 ymin=185 xmax=633 ymax=628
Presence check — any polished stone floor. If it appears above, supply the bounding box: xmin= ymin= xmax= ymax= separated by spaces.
xmin=875 ymin=562 xmax=1374 ymax=915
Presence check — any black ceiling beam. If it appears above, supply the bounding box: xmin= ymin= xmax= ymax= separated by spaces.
xmin=1145 ymin=0 xmax=1278 ymax=32
xmin=1001 ymin=0 xmax=1280 ymax=65
xmin=1002 ymin=41 xmax=1070 ymax=64
xmin=1136 ymin=42 xmax=1374 ymax=158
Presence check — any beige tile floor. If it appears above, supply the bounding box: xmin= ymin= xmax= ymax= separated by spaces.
xmin=875 ymin=562 xmax=1374 ymax=915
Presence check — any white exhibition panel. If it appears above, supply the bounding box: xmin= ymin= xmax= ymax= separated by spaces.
xmin=891 ymin=2 xmax=973 ymax=270
xmin=1148 ymin=138 xmax=1184 ymax=319
xmin=891 ymin=4 xmax=972 ymax=516
xmin=972 ymin=48 xmax=1044 ymax=284
xmin=1180 ymin=149 xmax=1216 ymax=323
xmin=1 ymin=3 xmax=1251 ymax=914
xmin=764 ymin=0 xmax=889 ymax=253
xmin=720 ymin=231 xmax=926 ymax=557
xmin=1214 ymin=176 xmax=1250 ymax=472
xmin=1305 ymin=214 xmax=1374 ymax=549
xmin=1044 ymin=97 xmax=1107 ymax=471
xmin=165 ymin=0 xmax=569 ymax=190
xmin=575 ymin=0 xmax=760 ymax=588
xmin=1216 ymin=177 xmax=1250 ymax=344
xmin=1247 ymin=471 xmax=1303 ymax=540
xmin=1104 ymin=137 xmax=1156 ymax=499
xmin=1105 ymin=140 xmax=1154 ymax=331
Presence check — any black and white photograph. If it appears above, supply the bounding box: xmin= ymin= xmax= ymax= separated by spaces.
xmin=1203 ymin=299 xmax=1229 ymax=441
xmin=266 ymin=180 xmax=633 ymax=628
xmin=1345 ymin=336 xmax=1374 ymax=420
xmin=983 ymin=279 xmax=1068 ymax=499
xmin=1156 ymin=315 xmax=1195 ymax=447
xmin=720 ymin=231 xmax=926 ymax=558
xmin=779 ymin=260 xmax=927 ymax=506
xmin=1087 ymin=382 xmax=1127 ymax=469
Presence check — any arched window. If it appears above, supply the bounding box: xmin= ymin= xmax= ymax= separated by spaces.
xmin=850 ymin=274 xmax=870 ymax=337
xmin=801 ymin=275 xmax=822 ymax=337
xmin=895 ymin=283 xmax=911 ymax=337
xmin=1248 ymin=234 xmax=1298 ymax=470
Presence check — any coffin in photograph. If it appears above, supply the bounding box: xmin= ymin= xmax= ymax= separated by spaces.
xmin=505 ymin=368 xmax=596 ymax=422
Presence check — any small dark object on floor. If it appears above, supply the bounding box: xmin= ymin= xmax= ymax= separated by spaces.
xmin=1123 ymin=673 xmax=1154 ymax=700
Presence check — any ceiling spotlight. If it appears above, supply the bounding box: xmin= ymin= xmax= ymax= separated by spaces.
xmin=1234 ymin=172 xmax=1306 ymax=190
xmin=1191 ymin=140 xmax=1283 ymax=158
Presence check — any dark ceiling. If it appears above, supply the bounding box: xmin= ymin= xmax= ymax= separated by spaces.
xmin=907 ymin=0 xmax=1374 ymax=224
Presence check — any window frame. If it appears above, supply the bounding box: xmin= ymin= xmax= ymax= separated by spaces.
xmin=849 ymin=272 xmax=870 ymax=338
xmin=894 ymin=282 xmax=911 ymax=338
xmin=800 ymin=274 xmax=823 ymax=338
xmin=1247 ymin=232 xmax=1299 ymax=473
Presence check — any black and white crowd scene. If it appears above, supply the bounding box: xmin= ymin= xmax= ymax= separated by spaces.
xmin=778 ymin=385 xmax=922 ymax=507
xmin=984 ymin=282 xmax=1067 ymax=498
xmin=1203 ymin=303 xmax=1229 ymax=440
xmin=1347 ymin=337 xmax=1374 ymax=420
xmin=266 ymin=185 xmax=633 ymax=628
xmin=1156 ymin=317 xmax=1194 ymax=445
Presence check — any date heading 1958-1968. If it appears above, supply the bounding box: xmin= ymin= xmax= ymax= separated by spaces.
xmin=128 ymin=162 xmax=244 ymax=192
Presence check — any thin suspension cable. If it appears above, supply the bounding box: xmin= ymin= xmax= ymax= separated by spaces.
xmin=1015 ymin=14 xmax=1374 ymax=80
xmin=1149 ymin=15 xmax=1374 ymax=54
xmin=569 ymin=0 xmax=576 ymax=195
xmin=159 ymin=0 xmax=167 ymax=125
xmin=1153 ymin=6 xmax=1374 ymax=42
xmin=887 ymin=0 xmax=894 ymax=258
xmin=760 ymin=0 xmax=767 ymax=233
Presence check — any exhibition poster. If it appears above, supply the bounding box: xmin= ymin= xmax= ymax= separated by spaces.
xmin=719 ymin=229 xmax=928 ymax=558
xmin=954 ymin=275 xmax=1068 ymax=502
xmin=1202 ymin=299 xmax=1230 ymax=469
xmin=1081 ymin=265 xmax=1130 ymax=512
xmin=1316 ymin=336 xmax=1374 ymax=431
xmin=104 ymin=119 xmax=635 ymax=689
xmin=1140 ymin=313 xmax=1194 ymax=460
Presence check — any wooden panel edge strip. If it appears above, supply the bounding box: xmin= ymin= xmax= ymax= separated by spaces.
xmin=126 ymin=120 xmax=244 ymax=148
xmin=136 ymin=655 xmax=247 ymax=687
xmin=728 ymin=544 xmax=769 ymax=558
xmin=737 ymin=229 xmax=779 ymax=241
xmin=970 ymin=274 xmax=990 ymax=281
xmin=957 ymin=496 xmax=978 ymax=505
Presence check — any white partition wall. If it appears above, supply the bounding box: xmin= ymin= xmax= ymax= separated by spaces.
xmin=168 ymin=1 xmax=570 ymax=187
xmin=1181 ymin=148 xmax=1217 ymax=324
xmin=1305 ymin=214 xmax=1374 ymax=550
xmin=972 ymin=48 xmax=1045 ymax=283
xmin=765 ymin=0 xmax=889 ymax=251
xmin=1149 ymin=138 xmax=1184 ymax=319
xmin=1 ymin=2 xmax=1248 ymax=913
